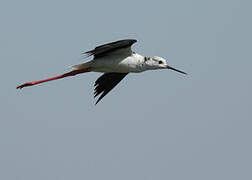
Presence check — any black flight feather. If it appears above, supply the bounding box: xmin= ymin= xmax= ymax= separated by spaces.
xmin=84 ymin=39 xmax=137 ymax=59
xmin=94 ymin=73 xmax=128 ymax=104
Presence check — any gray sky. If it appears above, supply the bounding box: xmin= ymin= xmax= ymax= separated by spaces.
xmin=1 ymin=0 xmax=251 ymax=179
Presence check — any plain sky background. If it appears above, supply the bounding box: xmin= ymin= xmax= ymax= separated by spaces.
xmin=1 ymin=0 xmax=251 ymax=179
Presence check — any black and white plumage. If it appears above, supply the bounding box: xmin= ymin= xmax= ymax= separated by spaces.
xmin=17 ymin=39 xmax=186 ymax=104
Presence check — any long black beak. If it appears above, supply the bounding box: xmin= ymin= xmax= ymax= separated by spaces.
xmin=167 ymin=65 xmax=187 ymax=75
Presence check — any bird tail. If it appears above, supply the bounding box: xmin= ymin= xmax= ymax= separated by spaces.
xmin=72 ymin=61 xmax=93 ymax=70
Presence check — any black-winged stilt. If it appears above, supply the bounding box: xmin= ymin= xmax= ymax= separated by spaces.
xmin=17 ymin=39 xmax=186 ymax=104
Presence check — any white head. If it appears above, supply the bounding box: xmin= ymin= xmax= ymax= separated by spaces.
xmin=144 ymin=56 xmax=187 ymax=74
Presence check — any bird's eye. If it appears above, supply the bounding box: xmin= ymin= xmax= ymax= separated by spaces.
xmin=158 ymin=61 xmax=163 ymax=64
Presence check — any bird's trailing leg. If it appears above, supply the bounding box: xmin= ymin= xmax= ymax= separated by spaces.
xmin=16 ymin=68 xmax=92 ymax=89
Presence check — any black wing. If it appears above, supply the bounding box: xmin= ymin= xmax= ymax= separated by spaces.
xmin=84 ymin=39 xmax=137 ymax=59
xmin=94 ymin=73 xmax=128 ymax=104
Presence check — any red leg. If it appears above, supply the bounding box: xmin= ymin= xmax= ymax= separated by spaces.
xmin=17 ymin=68 xmax=91 ymax=89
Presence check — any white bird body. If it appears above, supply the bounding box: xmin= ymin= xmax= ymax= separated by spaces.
xmin=17 ymin=39 xmax=186 ymax=104
xmin=74 ymin=52 xmax=145 ymax=73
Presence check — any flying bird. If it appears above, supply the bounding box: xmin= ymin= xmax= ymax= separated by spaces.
xmin=17 ymin=39 xmax=187 ymax=104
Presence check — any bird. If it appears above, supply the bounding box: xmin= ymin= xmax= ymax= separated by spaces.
xmin=17 ymin=39 xmax=187 ymax=104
